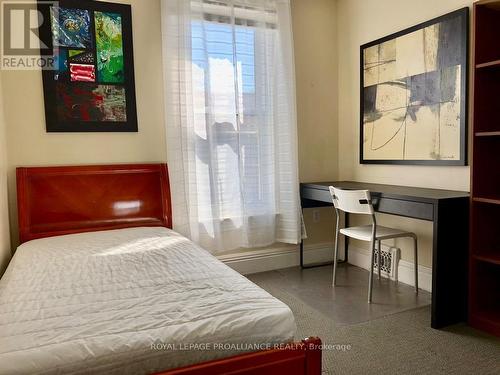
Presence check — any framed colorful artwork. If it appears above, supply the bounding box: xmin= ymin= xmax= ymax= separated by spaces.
xmin=360 ymin=8 xmax=468 ymax=165
xmin=38 ymin=0 xmax=137 ymax=132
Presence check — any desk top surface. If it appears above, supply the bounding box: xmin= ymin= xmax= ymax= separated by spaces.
xmin=301 ymin=181 xmax=469 ymax=202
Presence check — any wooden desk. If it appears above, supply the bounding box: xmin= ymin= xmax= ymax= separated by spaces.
xmin=300 ymin=181 xmax=469 ymax=329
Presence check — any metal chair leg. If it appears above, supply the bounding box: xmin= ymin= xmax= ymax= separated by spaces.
xmin=377 ymin=239 xmax=382 ymax=280
xmin=368 ymin=239 xmax=375 ymax=303
xmin=332 ymin=216 xmax=340 ymax=286
xmin=413 ymin=236 xmax=418 ymax=294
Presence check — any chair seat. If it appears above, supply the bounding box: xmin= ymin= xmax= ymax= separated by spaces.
xmin=340 ymin=225 xmax=415 ymax=241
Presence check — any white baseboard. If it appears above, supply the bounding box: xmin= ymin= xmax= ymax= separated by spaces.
xmin=218 ymin=243 xmax=432 ymax=292
xmin=347 ymin=246 xmax=432 ymax=292
xmin=218 ymin=243 xmax=333 ymax=275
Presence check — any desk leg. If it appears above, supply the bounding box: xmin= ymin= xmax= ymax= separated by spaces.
xmin=300 ymin=238 xmax=304 ymax=268
xmin=431 ymin=198 xmax=469 ymax=329
xmin=300 ymin=208 xmax=346 ymax=269
xmin=300 ymin=238 xmax=335 ymax=269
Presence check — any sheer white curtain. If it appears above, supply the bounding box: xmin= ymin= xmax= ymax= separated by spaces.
xmin=161 ymin=0 xmax=301 ymax=253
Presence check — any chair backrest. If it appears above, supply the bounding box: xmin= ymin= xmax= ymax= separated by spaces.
xmin=329 ymin=186 xmax=374 ymax=215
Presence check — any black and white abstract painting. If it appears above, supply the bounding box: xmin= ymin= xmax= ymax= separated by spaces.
xmin=360 ymin=8 xmax=468 ymax=165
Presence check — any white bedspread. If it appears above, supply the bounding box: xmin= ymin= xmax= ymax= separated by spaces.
xmin=0 ymin=227 xmax=296 ymax=374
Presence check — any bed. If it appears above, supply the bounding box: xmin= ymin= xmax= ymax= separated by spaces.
xmin=0 ymin=164 xmax=321 ymax=374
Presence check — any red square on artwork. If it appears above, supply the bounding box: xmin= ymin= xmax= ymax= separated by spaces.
xmin=70 ymin=63 xmax=96 ymax=82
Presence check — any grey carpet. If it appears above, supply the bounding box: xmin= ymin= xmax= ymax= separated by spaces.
xmin=250 ymin=277 xmax=500 ymax=375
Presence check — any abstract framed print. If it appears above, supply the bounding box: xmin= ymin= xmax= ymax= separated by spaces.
xmin=360 ymin=8 xmax=468 ymax=165
xmin=38 ymin=0 xmax=137 ymax=132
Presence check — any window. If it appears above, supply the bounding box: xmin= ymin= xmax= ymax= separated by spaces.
xmin=191 ymin=18 xmax=271 ymax=222
xmin=163 ymin=0 xmax=301 ymax=252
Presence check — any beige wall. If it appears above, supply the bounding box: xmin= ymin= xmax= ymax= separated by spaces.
xmin=294 ymin=0 xmax=338 ymax=183
xmin=293 ymin=0 xmax=338 ymax=247
xmin=0 ymin=71 xmax=11 ymax=274
xmin=4 ymin=0 xmax=470 ymax=269
xmin=1 ymin=0 xmax=166 ymax=248
xmin=1 ymin=0 xmax=339 ymax=255
xmin=0 ymin=0 xmax=472 ymax=269
xmin=337 ymin=0 xmax=471 ymax=266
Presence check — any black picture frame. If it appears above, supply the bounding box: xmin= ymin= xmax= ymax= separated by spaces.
xmin=359 ymin=8 xmax=469 ymax=166
xmin=38 ymin=0 xmax=138 ymax=132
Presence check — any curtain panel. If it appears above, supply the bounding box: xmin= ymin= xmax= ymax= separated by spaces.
xmin=161 ymin=0 xmax=301 ymax=253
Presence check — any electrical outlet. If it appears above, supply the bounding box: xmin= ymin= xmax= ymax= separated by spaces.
xmin=312 ymin=210 xmax=320 ymax=223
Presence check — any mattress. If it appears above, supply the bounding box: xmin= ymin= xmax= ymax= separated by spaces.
xmin=0 ymin=227 xmax=296 ymax=374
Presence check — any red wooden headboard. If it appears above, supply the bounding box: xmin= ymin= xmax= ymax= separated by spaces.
xmin=16 ymin=164 xmax=172 ymax=244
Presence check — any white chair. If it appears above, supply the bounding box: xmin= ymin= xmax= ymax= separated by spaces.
xmin=329 ymin=186 xmax=418 ymax=303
